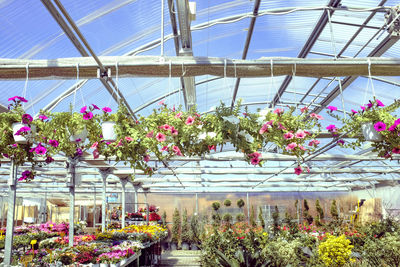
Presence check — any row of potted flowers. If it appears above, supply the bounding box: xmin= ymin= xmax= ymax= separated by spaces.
xmin=1 ymin=96 xmax=398 ymax=180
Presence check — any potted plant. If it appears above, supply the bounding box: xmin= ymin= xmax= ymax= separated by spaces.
xmin=171 ymin=208 xmax=181 ymax=250
xmin=189 ymin=214 xmax=200 ymax=250
xmin=181 ymin=209 xmax=190 ymax=250
xmin=99 ymin=106 xmax=117 ymax=142
xmin=328 ymin=98 xmax=400 ymax=158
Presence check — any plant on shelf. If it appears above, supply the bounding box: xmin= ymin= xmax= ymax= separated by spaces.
xmin=222 ymin=213 xmax=232 ymax=224
xmin=223 ymin=199 xmax=231 ymax=207
xmin=171 ymin=208 xmax=181 ymax=249
xmin=327 ymin=98 xmax=400 ymax=158
xmin=315 ymin=199 xmax=324 ymax=226
xmin=0 ymin=96 xmax=55 ymax=181
xmin=161 ymin=211 xmax=167 ymax=227
xmin=303 ymin=199 xmax=313 ymax=225
xmin=181 ymin=209 xmax=191 ymax=250
xmin=189 ymin=214 xmax=201 ymax=249
xmin=331 ymin=200 xmax=339 ymax=223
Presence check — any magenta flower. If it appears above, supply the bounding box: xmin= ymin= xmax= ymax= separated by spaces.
xmin=102 ymin=107 xmax=112 ymax=113
xmin=286 ymin=142 xmax=297 ymax=151
xmin=351 ymin=109 xmax=358 ymax=114
xmin=76 ymin=148 xmax=83 ymax=156
xmin=35 ymin=144 xmax=47 ymax=155
xmin=8 ymin=96 xmax=28 ymax=102
xmin=45 ymin=156 xmax=54 ymax=164
xmin=125 ymin=136 xmax=134 ymax=142
xmin=374 ymin=121 xmax=386 ymax=132
xmin=326 ymin=124 xmax=337 ymax=132
xmin=91 ymin=141 xmax=99 ymax=149
xmin=337 ymin=139 xmax=345 ymax=145
xmin=146 ymin=131 xmax=154 ymax=138
xmin=273 ymin=108 xmax=283 ymax=115
xmin=327 ymin=106 xmax=337 ymax=112
xmin=294 ymin=166 xmax=303 ymax=175
xmin=208 ymin=145 xmax=216 ymax=151
xmin=160 ymin=146 xmax=169 ymax=152
xmin=185 ymin=116 xmax=194 ymax=125
xmin=300 ymin=106 xmax=309 ymax=113
xmin=308 ymin=139 xmax=320 ymax=146
xmin=92 ymin=104 xmax=100 ymax=110
xmin=83 ymin=112 xmax=93 ymax=120
xmin=392 ymin=147 xmax=400 ymax=154
xmin=21 ymin=114 xmax=33 ymax=124
xmin=18 ymin=170 xmax=32 ymax=181
xmin=295 ymin=130 xmax=306 ymax=139
xmin=171 ymin=127 xmax=178 ymax=135
xmin=283 ymin=132 xmax=294 ymax=140
xmin=155 ymin=132 xmax=166 ymax=142
xmin=259 ymin=123 xmax=270 ymax=134
xmin=248 ymin=152 xmax=261 ymax=158
xmin=175 ymin=112 xmax=183 ymax=119
xmin=172 ymin=145 xmax=183 ymax=156
xmin=361 ymin=105 xmax=366 ymax=111
xmin=310 ymin=113 xmax=323 ymax=120
xmin=143 ymin=155 xmax=150 ymax=162
xmin=278 ymin=122 xmax=286 ymax=130
xmin=49 ymin=139 xmax=59 ymax=147
xmin=367 ymin=102 xmax=373 ymax=109
xmin=15 ymin=126 xmax=31 ymax=135
xmin=80 ymin=106 xmax=87 ymax=113
xmin=160 ymin=124 xmax=171 ymax=130
xmin=376 ymin=99 xmax=385 ymax=107
xmin=388 ymin=124 xmax=397 ymax=131
xmin=11 ymin=143 xmax=18 ymax=148
xmin=93 ymin=149 xmax=99 ymax=159
xmin=250 ymin=157 xmax=260 ymax=165
xmin=298 ymin=145 xmax=307 ymax=151
xmin=39 ymin=114 xmax=48 ymax=121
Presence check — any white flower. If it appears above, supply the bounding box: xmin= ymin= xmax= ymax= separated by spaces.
xmin=207 ymin=132 xmax=217 ymax=138
xmin=222 ymin=115 xmax=240 ymax=124
xmin=198 ymin=132 xmax=217 ymax=140
xmin=198 ymin=132 xmax=207 ymax=140
xmin=239 ymin=130 xmax=254 ymax=143
xmin=259 ymin=108 xmax=271 ymax=117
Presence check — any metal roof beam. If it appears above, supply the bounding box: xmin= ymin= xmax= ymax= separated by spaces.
xmin=270 ymin=0 xmax=342 ymax=107
xmin=230 ymin=0 xmax=261 ymax=109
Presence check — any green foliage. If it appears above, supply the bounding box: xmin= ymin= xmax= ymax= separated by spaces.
xmin=223 ymin=199 xmax=232 ymax=207
xmin=250 ymin=206 xmax=256 ymax=227
xmin=262 ymin=238 xmax=302 ymax=266
xmin=258 ymin=207 xmax=265 ymax=229
xmin=223 ymin=213 xmax=233 ymax=223
xmin=272 ymin=205 xmax=280 ymax=228
xmin=190 ymin=214 xmax=201 ymax=244
xmin=331 ymin=200 xmax=339 ymax=221
xmin=212 ymin=201 xmax=221 ymax=211
xmin=237 ymin=199 xmax=245 ymax=209
xmin=236 ymin=213 xmax=245 ymax=222
xmin=171 ymin=208 xmax=181 ymax=244
xmin=212 ymin=213 xmax=221 ymax=226
xmin=318 ymin=234 xmax=354 ymax=266
xmin=161 ymin=210 xmax=167 ymax=227
xmin=315 ymin=199 xmax=324 ymax=226
xmin=181 ymin=209 xmax=191 ymax=243
xmin=362 ymin=233 xmax=400 ymax=266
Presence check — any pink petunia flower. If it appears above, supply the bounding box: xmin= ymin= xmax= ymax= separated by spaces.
xmin=259 ymin=123 xmax=270 ymax=134
xmin=250 ymin=157 xmax=261 ymax=165
xmin=22 ymin=114 xmax=33 ymax=124
xmin=273 ymin=108 xmax=284 ymax=115
xmin=374 ymin=121 xmax=386 ymax=132
xmin=155 ymin=132 xmax=166 ymax=142
xmin=327 ymin=106 xmax=337 ymax=112
xmin=146 ymin=131 xmax=154 ymax=138
xmin=15 ymin=126 xmax=31 ymax=136
xmin=35 ymin=144 xmax=47 ymax=155
xmin=171 ymin=127 xmax=178 ymax=135
xmin=91 ymin=141 xmax=99 ymax=149
xmin=39 ymin=114 xmax=48 ymax=121
xmin=300 ymin=106 xmax=309 ymax=113
xmin=80 ymin=106 xmax=87 ymax=113
xmin=143 ymin=155 xmax=150 ymax=162
xmin=125 ymin=136 xmax=134 ymax=142
xmin=367 ymin=102 xmax=373 ymax=109
xmin=310 ymin=113 xmax=323 ymax=120
xmin=175 ymin=112 xmax=183 ymax=119
xmin=294 ymin=166 xmax=303 ymax=175
xmin=248 ymin=152 xmax=261 ymax=158
xmin=295 ymin=130 xmax=306 ymax=139
xmin=376 ymin=99 xmax=385 ymax=107
xmin=361 ymin=106 xmax=366 ymax=111
xmin=92 ymin=104 xmax=100 ymax=110
xmin=308 ymin=139 xmax=320 ymax=146
xmin=326 ymin=124 xmax=337 ymax=132
xmin=351 ymin=109 xmax=358 ymax=114
xmin=298 ymin=145 xmax=307 ymax=151
xmin=83 ymin=112 xmax=93 ymax=120
xmin=172 ymin=145 xmax=183 ymax=156
xmin=160 ymin=124 xmax=171 ymax=130
xmin=49 ymin=139 xmax=59 ymax=147
xmin=337 ymin=139 xmax=345 ymax=145
xmin=185 ymin=116 xmax=194 ymax=125
xmin=392 ymin=147 xmax=400 ymax=154
xmin=283 ymin=132 xmax=294 ymax=140
xmin=102 ymin=107 xmax=112 ymax=113
xmin=286 ymin=142 xmax=297 ymax=151
xmin=208 ymin=145 xmax=216 ymax=151
xmin=158 ymin=99 xmax=165 ymax=105
xmin=160 ymin=146 xmax=169 ymax=152
xmin=93 ymin=149 xmax=100 ymax=159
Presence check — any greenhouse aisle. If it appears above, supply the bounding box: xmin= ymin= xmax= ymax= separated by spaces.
xmin=160 ymin=250 xmax=201 ymax=266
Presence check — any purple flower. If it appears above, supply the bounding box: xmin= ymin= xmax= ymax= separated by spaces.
xmin=35 ymin=144 xmax=47 ymax=155
xmin=327 ymin=106 xmax=337 ymax=112
xmin=92 ymin=104 xmax=100 ymax=110
xmin=11 ymin=143 xmax=18 ymax=148
xmin=76 ymin=148 xmax=83 ymax=156
xmin=102 ymin=107 xmax=112 ymax=113
xmin=388 ymin=124 xmax=397 ymax=132
xmin=75 ymin=138 xmax=82 ymax=143
xmin=18 ymin=170 xmax=32 ymax=181
xmin=45 ymin=156 xmax=54 ymax=164
xmin=80 ymin=106 xmax=87 ymax=113
xmin=38 ymin=114 xmax=48 ymax=121
xmin=15 ymin=126 xmax=31 ymax=136
xmin=8 ymin=96 xmax=28 ymax=102
xmin=22 ymin=114 xmax=33 ymax=124
xmin=392 ymin=147 xmax=400 ymax=154
xmin=49 ymin=139 xmax=59 ymax=147
xmin=376 ymin=99 xmax=385 ymax=107
xmin=83 ymin=112 xmax=93 ymax=120
xmin=361 ymin=106 xmax=366 ymax=111
xmin=326 ymin=124 xmax=337 ymax=132
xmin=337 ymin=139 xmax=345 ymax=145
xmin=367 ymin=102 xmax=373 ymax=109
xmin=374 ymin=121 xmax=386 ymax=132
xmin=351 ymin=109 xmax=358 ymax=114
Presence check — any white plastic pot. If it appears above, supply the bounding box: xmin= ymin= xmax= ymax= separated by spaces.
xmin=69 ymin=126 xmax=88 ymax=143
xmin=101 ymin=121 xmax=117 ymax=142
xmin=12 ymin=122 xmax=35 ymax=144
xmin=361 ymin=122 xmax=383 ymax=142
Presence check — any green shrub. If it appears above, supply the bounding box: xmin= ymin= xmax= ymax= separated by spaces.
xmin=171 ymin=208 xmax=181 ymax=244
xmin=212 ymin=201 xmax=221 ymax=211
xmin=222 ymin=213 xmax=232 ymax=223
xmin=223 ymin=199 xmax=231 ymax=207
xmin=237 ymin=199 xmax=245 ymax=209
xmin=236 ymin=213 xmax=245 ymax=222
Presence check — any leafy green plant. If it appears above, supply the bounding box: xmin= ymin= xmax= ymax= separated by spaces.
xmin=272 ymin=205 xmax=280 ymax=229
xmin=171 ymin=208 xmax=181 ymax=244
xmin=222 ymin=213 xmax=233 ymax=224
xmin=181 ymin=209 xmax=190 ymax=243
xmin=161 ymin=210 xmax=167 ymax=227
xmin=237 ymin=199 xmax=245 ymax=209
xmin=236 ymin=213 xmax=245 ymax=222
xmin=258 ymin=207 xmax=265 ymax=229
xmin=303 ymin=199 xmax=313 ymax=225
xmin=250 ymin=206 xmax=256 ymax=227
xmin=212 ymin=201 xmax=221 ymax=211
xmin=190 ymin=214 xmax=201 ymax=245
xmin=315 ymin=199 xmax=324 ymax=226
xmin=224 ymin=199 xmax=232 ymax=207
xmin=331 ymin=200 xmax=339 ymax=221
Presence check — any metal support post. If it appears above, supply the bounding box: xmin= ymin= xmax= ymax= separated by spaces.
xmin=99 ymin=169 xmax=111 ymax=232
xmin=4 ymin=160 xmax=18 ymax=266
xmin=246 ymin=192 xmax=250 ymax=221
xmin=120 ymin=178 xmax=128 ymax=229
xmin=195 ymin=193 xmax=198 ymax=215
xmin=134 ymin=187 xmax=138 ymax=211
xmin=15 ymin=199 xmax=19 ymax=226
xmin=67 ymin=157 xmax=78 ymax=247
xmin=93 ymin=185 xmax=96 ymax=227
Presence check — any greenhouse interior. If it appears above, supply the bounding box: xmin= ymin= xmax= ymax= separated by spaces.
xmin=1 ymin=0 xmax=400 ymax=266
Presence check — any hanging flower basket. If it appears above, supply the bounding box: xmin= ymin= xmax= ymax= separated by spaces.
xmin=69 ymin=126 xmax=88 ymax=143
xmin=361 ymin=122 xmax=382 ymax=142
xmin=101 ymin=121 xmax=117 ymax=142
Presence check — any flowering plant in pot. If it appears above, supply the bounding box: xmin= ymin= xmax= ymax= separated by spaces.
xmin=0 ymin=96 xmax=55 ymax=181
xmin=328 ymin=98 xmax=400 ymax=158
xmin=39 ymin=104 xmax=101 ymax=158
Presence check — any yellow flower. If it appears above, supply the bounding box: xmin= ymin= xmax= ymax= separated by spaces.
xmin=30 ymin=239 xmax=37 ymax=245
